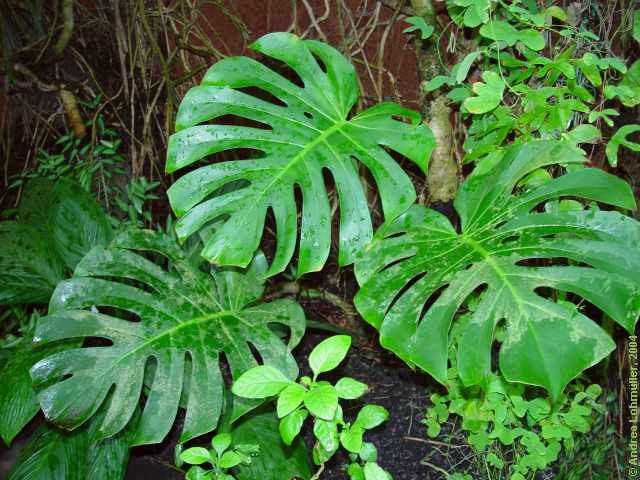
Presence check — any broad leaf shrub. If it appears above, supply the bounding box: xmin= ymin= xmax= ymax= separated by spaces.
xmin=7 ymin=410 xmax=131 ymax=480
xmin=233 ymin=335 xmax=393 ymax=479
xmin=421 ymin=300 xmax=608 ymax=479
xmin=0 ymin=314 xmax=73 ymax=445
xmin=0 ymin=17 xmax=637 ymax=479
xmin=30 ymin=230 xmax=306 ymax=445
xmin=228 ymin=410 xmax=312 ymax=480
xmin=399 ymin=2 xmax=640 ymax=476
xmin=0 ymin=177 xmax=134 ymax=480
xmin=166 ymin=31 xmax=434 ymax=277
xmin=178 ymin=432 xmax=259 ymax=480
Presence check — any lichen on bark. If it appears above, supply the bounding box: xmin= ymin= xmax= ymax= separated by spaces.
xmin=426 ymin=95 xmax=457 ymax=202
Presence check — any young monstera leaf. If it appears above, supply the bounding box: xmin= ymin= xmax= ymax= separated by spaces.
xmin=30 ymin=229 xmax=305 ymax=445
xmin=166 ymin=32 xmax=434 ymax=277
xmin=354 ymin=140 xmax=640 ymax=400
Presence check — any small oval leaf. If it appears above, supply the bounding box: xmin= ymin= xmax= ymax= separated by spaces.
xmin=309 ymin=335 xmax=351 ymax=376
xmin=233 ymin=366 xmax=293 ymax=399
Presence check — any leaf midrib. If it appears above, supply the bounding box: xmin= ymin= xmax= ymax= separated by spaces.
xmin=254 ymin=119 xmax=347 ymax=203
xmin=460 ymin=234 xmax=527 ymax=317
xmin=457 ymin=235 xmax=559 ymax=395
xmin=105 ymin=309 xmax=251 ymax=372
xmin=212 ymin=118 xmax=362 ymax=259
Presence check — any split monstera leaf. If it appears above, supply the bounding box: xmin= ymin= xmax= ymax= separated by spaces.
xmin=354 ymin=141 xmax=640 ymax=400
xmin=30 ymin=229 xmax=306 ymax=445
xmin=166 ymin=32 xmax=434 ymax=277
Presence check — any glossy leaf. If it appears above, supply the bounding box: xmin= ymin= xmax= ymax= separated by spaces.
xmin=212 ymin=432 xmax=232 ymax=456
xmin=232 ymin=366 xmax=293 ymax=398
xmin=355 ymin=140 xmax=640 ymax=400
xmin=480 ymin=21 xmax=519 ymax=45
xmin=456 ymin=51 xmax=482 ymax=84
xmin=403 ymin=16 xmax=434 ymax=39
xmin=0 ymin=223 xmax=64 ymax=304
xmin=464 ymin=71 xmax=505 ymax=114
xmin=304 ymin=384 xmax=339 ymax=420
xmin=8 ymin=413 xmax=129 ymax=480
xmin=231 ymin=410 xmax=311 ymax=480
xmin=18 ymin=178 xmax=113 ymax=270
xmin=276 ymin=384 xmax=306 ymax=418
xmin=181 ymin=447 xmax=212 ymax=465
xmin=0 ymin=332 xmax=74 ymax=445
xmin=313 ymin=419 xmax=339 ymax=452
xmin=0 ymin=178 xmax=112 ymax=305
xmin=455 ymin=0 xmax=490 ymax=27
xmin=7 ymin=424 xmax=87 ymax=480
xmin=219 ymin=450 xmax=243 ymax=468
xmin=308 ymin=335 xmax=351 ymax=376
xmin=340 ymin=426 xmax=364 ymax=453
xmin=335 ymin=377 xmax=368 ymax=399
xmin=605 ymin=124 xmax=640 ymax=167
xmin=604 ymin=60 xmax=640 ymax=107
xmin=186 ymin=466 xmax=212 ymax=480
xmin=279 ymin=409 xmax=308 ymax=446
xmin=348 ymin=463 xmax=365 ymax=480
xmin=166 ymin=32 xmax=434 ymax=277
xmin=354 ymin=405 xmax=389 ymax=430
xmin=517 ymin=29 xmax=545 ymax=51
xmin=30 ymin=229 xmax=305 ymax=445
xmin=565 ymin=124 xmax=600 ymax=145
xmin=359 ymin=442 xmax=378 ymax=462
xmin=364 ymin=462 xmax=393 ymax=480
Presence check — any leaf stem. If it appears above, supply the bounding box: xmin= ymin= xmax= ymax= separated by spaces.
xmin=310 ymin=463 xmax=325 ymax=480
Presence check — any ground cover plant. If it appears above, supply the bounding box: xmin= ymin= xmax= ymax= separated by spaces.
xmin=0 ymin=1 xmax=639 ymax=479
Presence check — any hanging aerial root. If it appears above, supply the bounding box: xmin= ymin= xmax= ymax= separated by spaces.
xmin=54 ymin=0 xmax=75 ymax=55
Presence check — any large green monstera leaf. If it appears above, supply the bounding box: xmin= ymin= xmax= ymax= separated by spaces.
xmin=354 ymin=140 xmax=640 ymax=400
xmin=166 ymin=32 xmax=434 ymax=277
xmin=30 ymin=229 xmax=305 ymax=445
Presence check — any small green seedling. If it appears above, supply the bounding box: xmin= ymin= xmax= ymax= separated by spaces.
xmin=403 ymin=16 xmax=434 ymax=40
xmin=232 ymin=335 xmax=393 ymax=479
xmin=346 ymin=442 xmax=393 ymax=480
xmin=178 ymin=432 xmax=259 ymax=480
xmin=423 ymin=369 xmax=605 ymax=479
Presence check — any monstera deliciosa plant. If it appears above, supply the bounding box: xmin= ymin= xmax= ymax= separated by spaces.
xmin=166 ymin=32 xmax=434 ymax=277
xmin=30 ymin=229 xmax=306 ymax=445
xmin=354 ymin=140 xmax=640 ymax=400
xmin=3 ymin=27 xmax=639 ymax=480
